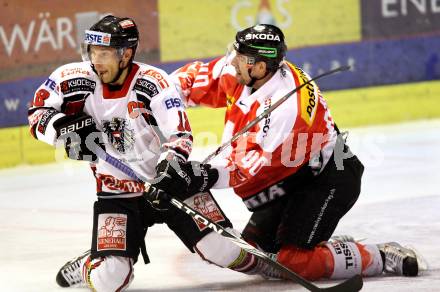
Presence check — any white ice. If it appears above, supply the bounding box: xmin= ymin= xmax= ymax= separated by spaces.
xmin=1 ymin=120 xmax=439 ymax=291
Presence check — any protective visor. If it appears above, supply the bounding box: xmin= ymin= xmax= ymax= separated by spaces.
xmin=227 ymin=42 xmax=255 ymax=65
xmin=80 ymin=30 xmax=124 ymax=63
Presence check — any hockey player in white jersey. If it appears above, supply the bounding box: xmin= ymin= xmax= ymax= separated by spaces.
xmin=28 ymin=16 xmax=288 ymax=291
xmin=148 ymin=24 xmax=424 ymax=281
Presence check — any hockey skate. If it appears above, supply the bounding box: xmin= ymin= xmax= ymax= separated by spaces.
xmin=256 ymin=253 xmax=283 ymax=280
xmin=378 ymin=242 xmax=419 ymax=276
xmin=56 ymin=250 xmax=90 ymax=287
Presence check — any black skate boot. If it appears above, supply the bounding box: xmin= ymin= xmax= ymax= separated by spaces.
xmin=56 ymin=250 xmax=91 ymax=287
xmin=378 ymin=242 xmax=418 ymax=276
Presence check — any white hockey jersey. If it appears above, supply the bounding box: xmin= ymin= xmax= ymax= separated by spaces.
xmin=28 ymin=61 xmax=192 ymax=197
xmin=173 ymin=55 xmax=338 ymax=209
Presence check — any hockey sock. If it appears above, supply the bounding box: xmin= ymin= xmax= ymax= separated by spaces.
xmin=277 ymin=242 xmax=383 ymax=281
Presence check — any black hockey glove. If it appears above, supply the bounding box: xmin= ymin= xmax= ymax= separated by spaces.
xmin=150 ymin=156 xmax=219 ymax=201
xmin=144 ymin=184 xmax=169 ymax=211
xmin=151 ymin=154 xmax=191 ymax=197
xmin=53 ymin=113 xmax=105 ymax=162
xmin=184 ymin=161 xmax=219 ymax=196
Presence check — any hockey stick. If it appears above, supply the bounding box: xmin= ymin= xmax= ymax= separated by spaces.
xmin=95 ymin=148 xmax=363 ymax=292
xmin=202 ymin=65 xmax=350 ymax=163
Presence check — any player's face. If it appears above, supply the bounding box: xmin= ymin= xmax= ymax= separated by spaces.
xmin=89 ymin=45 xmax=122 ymax=83
xmin=231 ymin=53 xmax=254 ymax=85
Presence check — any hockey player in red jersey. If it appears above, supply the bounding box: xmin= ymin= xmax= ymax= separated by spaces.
xmin=28 ymin=16 xmax=291 ymax=291
xmin=151 ymin=24 xmax=423 ymax=281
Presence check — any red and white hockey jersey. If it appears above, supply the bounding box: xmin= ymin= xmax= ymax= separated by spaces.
xmin=173 ymin=54 xmax=338 ymax=208
xmin=28 ymin=61 xmax=192 ymax=197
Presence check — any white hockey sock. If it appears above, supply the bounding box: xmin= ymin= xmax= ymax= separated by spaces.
xmin=83 ymin=256 xmax=134 ymax=292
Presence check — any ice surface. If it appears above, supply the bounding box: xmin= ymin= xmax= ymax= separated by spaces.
xmin=1 ymin=120 xmax=439 ymax=291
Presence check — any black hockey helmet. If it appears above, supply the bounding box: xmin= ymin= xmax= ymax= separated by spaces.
xmin=82 ymin=15 xmax=139 ymax=60
xmin=233 ymin=24 xmax=286 ymax=72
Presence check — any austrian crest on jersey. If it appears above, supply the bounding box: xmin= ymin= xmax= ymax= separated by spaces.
xmin=102 ymin=118 xmax=135 ymax=154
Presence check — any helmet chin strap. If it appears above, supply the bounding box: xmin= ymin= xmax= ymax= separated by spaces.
xmin=246 ymin=66 xmax=271 ymax=88
xmin=108 ymin=60 xmax=129 ymax=84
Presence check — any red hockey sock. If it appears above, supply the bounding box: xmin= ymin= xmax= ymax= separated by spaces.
xmin=277 ymin=242 xmax=383 ymax=280
xmin=277 ymin=244 xmax=333 ymax=280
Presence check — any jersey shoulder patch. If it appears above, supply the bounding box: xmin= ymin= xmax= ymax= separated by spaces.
xmin=56 ymin=62 xmax=97 ymax=95
xmin=137 ymin=64 xmax=170 ymax=90
xmin=60 ymin=78 xmax=96 ymax=95
xmin=287 ymin=63 xmax=319 ymax=126
xmin=57 ymin=62 xmax=94 ymax=79
xmin=133 ymin=77 xmax=160 ymax=98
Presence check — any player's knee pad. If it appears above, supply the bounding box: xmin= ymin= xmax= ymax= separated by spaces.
xmin=195 ymin=228 xmax=242 ymax=268
xmin=84 ymin=255 xmax=134 ymax=292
